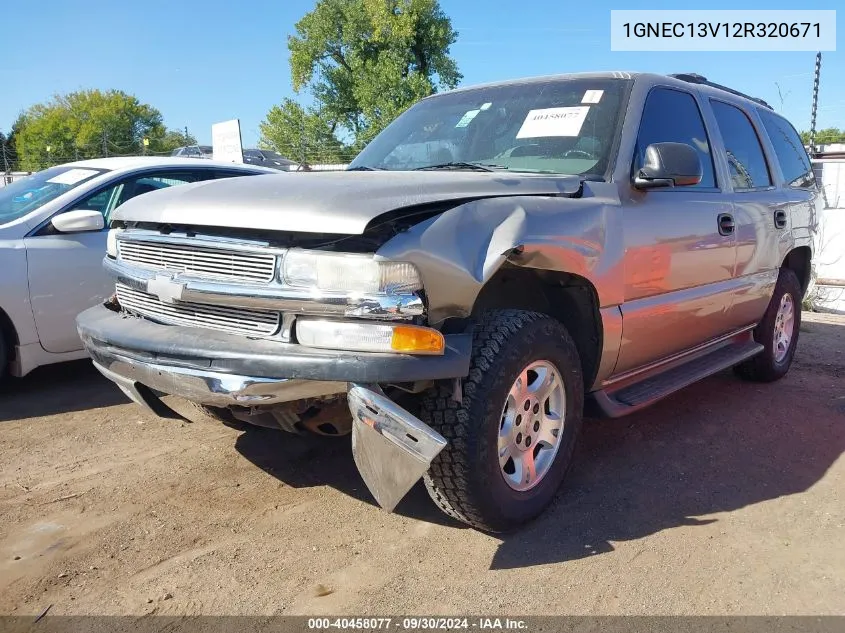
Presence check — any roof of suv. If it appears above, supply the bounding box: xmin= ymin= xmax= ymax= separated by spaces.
xmin=437 ymin=71 xmax=773 ymax=114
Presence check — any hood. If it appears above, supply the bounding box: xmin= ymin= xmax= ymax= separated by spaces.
xmin=112 ymin=170 xmax=582 ymax=235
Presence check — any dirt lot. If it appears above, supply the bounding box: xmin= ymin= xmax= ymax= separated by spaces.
xmin=1 ymin=313 xmax=843 ymax=617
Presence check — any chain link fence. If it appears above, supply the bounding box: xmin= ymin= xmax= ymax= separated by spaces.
xmin=1 ymin=141 xmax=356 ymax=185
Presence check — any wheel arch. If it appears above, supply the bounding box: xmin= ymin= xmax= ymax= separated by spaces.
xmin=456 ymin=264 xmax=603 ymax=390
xmin=0 ymin=306 xmax=19 ymax=367
xmin=782 ymin=246 xmax=812 ymax=297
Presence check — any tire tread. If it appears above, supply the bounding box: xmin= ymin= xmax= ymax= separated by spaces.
xmin=420 ymin=310 xmax=582 ymax=531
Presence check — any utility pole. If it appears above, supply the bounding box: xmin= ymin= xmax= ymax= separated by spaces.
xmin=1 ymin=140 xmax=8 ymax=173
xmin=809 ymin=52 xmax=822 ymax=156
xmin=300 ymin=116 xmax=306 ymax=168
xmin=184 ymin=126 xmax=190 ymax=145
xmin=102 ymin=131 xmax=109 ymax=157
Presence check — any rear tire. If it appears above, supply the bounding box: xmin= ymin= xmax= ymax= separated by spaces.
xmin=734 ymin=267 xmax=802 ymax=383
xmin=420 ymin=310 xmax=584 ymax=533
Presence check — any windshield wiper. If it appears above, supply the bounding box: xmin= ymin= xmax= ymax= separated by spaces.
xmin=413 ymin=161 xmax=508 ymax=172
xmin=346 ymin=165 xmax=387 ymax=171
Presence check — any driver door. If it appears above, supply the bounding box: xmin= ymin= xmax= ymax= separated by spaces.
xmin=615 ymin=86 xmax=738 ymax=375
xmin=24 ymin=170 xmax=204 ymax=354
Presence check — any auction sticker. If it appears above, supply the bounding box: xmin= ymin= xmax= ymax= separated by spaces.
xmin=455 ymin=109 xmax=481 ymax=128
xmin=516 ymin=106 xmax=589 ymax=139
xmin=46 ymin=168 xmax=100 ymax=185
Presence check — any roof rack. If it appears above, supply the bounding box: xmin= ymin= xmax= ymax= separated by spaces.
xmin=669 ymin=73 xmax=774 ymax=110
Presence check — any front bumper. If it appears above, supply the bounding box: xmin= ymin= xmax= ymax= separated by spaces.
xmin=77 ymin=303 xmax=462 ymax=512
xmin=76 ymin=303 xmax=472 ymax=408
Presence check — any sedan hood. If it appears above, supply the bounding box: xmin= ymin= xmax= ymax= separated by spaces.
xmin=112 ymin=170 xmax=582 ymax=235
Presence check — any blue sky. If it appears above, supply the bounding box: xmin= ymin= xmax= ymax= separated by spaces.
xmin=2 ymin=0 xmax=842 ymax=148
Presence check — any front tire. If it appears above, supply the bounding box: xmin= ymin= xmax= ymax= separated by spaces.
xmin=734 ymin=267 xmax=802 ymax=382
xmin=420 ymin=310 xmax=584 ymax=533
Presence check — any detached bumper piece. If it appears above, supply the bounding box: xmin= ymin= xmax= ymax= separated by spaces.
xmin=348 ymin=384 xmax=447 ymax=511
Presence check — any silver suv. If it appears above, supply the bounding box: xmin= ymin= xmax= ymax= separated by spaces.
xmin=77 ymin=72 xmax=819 ymax=532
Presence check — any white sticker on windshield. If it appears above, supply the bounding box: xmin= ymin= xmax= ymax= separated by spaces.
xmin=479 ymin=102 xmax=492 ymax=111
xmin=46 ymin=168 xmax=100 ymax=185
xmin=516 ymin=106 xmax=589 ymax=139
xmin=582 ymin=90 xmax=604 ymax=104
xmin=455 ymin=109 xmax=481 ymax=128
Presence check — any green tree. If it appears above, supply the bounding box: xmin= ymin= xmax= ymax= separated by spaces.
xmin=260 ymin=0 xmax=460 ymax=163
xmin=0 ymin=132 xmax=11 ymax=171
xmin=259 ymin=98 xmax=348 ymax=164
xmin=159 ymin=129 xmax=198 ymax=151
xmin=14 ymin=89 xmax=188 ymax=170
xmin=1 ymin=115 xmax=24 ymax=171
xmin=800 ymin=127 xmax=845 ymax=145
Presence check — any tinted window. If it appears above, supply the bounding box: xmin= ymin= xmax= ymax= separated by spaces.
xmin=710 ymin=101 xmax=772 ymax=190
xmin=635 ymin=87 xmax=716 ymax=188
xmin=758 ymin=109 xmax=815 ymax=188
xmin=211 ymin=169 xmax=260 ymax=179
xmin=109 ymin=171 xmax=201 ymax=211
xmin=72 ymin=185 xmax=120 ymax=218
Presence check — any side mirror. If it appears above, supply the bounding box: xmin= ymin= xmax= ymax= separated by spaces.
xmin=634 ymin=142 xmax=703 ymax=189
xmin=50 ymin=210 xmax=105 ymax=233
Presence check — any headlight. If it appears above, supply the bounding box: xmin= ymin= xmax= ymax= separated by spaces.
xmin=106 ymin=228 xmax=123 ymax=258
xmin=282 ymin=249 xmax=422 ymax=294
xmin=296 ymin=319 xmax=444 ymax=355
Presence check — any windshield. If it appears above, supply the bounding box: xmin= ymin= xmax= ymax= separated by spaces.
xmin=350 ymin=77 xmax=631 ymax=177
xmin=0 ymin=166 xmax=107 ymax=226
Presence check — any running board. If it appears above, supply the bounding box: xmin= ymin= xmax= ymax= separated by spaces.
xmin=589 ymin=339 xmax=763 ymax=418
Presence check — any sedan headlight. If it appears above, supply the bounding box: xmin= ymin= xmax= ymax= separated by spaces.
xmin=282 ymin=249 xmax=422 ymax=294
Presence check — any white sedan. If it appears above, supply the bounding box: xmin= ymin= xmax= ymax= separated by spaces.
xmin=0 ymin=156 xmax=281 ymax=379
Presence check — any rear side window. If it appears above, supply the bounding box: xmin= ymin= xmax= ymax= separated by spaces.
xmin=710 ymin=101 xmax=772 ymax=190
xmin=635 ymin=87 xmax=716 ymax=188
xmin=211 ymin=169 xmax=260 ymax=179
xmin=757 ymin=110 xmax=815 ymax=189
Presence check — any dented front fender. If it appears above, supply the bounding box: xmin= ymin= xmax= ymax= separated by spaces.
xmin=375 ymin=185 xmax=624 ymax=325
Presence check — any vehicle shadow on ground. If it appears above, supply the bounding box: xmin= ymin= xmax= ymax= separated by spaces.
xmin=489 ymin=319 xmax=845 ymax=568
xmin=235 ymin=320 xmax=845 ymax=564
xmin=0 ymin=359 xmax=129 ymax=422
xmin=233 ymin=426 xmax=465 ymax=528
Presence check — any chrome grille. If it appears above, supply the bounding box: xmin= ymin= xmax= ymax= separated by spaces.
xmin=118 ymin=239 xmax=276 ymax=283
xmin=116 ymin=283 xmax=280 ymax=336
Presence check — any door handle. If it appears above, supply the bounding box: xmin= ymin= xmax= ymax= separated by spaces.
xmin=774 ymin=210 xmax=788 ymax=229
xmin=717 ymin=213 xmax=735 ymax=236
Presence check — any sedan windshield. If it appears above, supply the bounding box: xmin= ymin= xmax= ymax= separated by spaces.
xmin=349 ymin=77 xmax=632 ymax=177
xmin=0 ymin=166 xmax=107 ymax=226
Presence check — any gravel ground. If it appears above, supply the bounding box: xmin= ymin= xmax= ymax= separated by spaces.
xmin=0 ymin=312 xmax=843 ymax=617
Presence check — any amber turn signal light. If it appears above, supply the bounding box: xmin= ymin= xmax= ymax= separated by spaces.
xmin=390 ymin=325 xmax=445 ymax=355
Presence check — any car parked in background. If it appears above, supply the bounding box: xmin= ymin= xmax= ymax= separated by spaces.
xmin=170 ymin=145 xmax=214 ymax=159
xmin=243 ymin=149 xmax=298 ymax=170
xmin=0 ymin=156 xmax=279 ymax=379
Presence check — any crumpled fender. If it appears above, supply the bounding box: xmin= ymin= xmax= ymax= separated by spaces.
xmin=375 ymin=193 xmax=621 ymax=326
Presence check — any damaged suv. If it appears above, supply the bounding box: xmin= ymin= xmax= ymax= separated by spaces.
xmin=77 ymin=72 xmax=819 ymax=532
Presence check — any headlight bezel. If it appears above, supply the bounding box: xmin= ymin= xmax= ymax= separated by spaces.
xmin=106 ymin=228 xmax=123 ymax=259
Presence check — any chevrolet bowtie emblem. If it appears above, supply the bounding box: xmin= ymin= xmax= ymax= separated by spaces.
xmin=147 ymin=275 xmax=185 ymax=304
